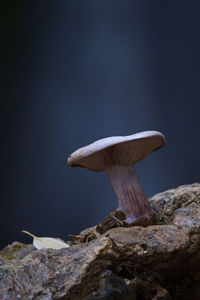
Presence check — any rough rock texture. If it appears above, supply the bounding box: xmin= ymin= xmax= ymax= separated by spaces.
xmin=1 ymin=183 xmax=200 ymax=300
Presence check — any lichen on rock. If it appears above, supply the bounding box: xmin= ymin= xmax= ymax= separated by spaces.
xmin=1 ymin=183 xmax=200 ymax=299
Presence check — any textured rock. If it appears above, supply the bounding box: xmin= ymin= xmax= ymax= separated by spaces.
xmin=1 ymin=183 xmax=200 ymax=299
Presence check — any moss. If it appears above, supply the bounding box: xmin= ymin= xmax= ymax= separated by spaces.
xmin=1 ymin=243 xmax=29 ymax=261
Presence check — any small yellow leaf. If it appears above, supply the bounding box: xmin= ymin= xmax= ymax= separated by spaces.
xmin=22 ymin=230 xmax=70 ymax=250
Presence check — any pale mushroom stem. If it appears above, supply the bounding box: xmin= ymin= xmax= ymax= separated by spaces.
xmin=106 ymin=165 xmax=153 ymax=223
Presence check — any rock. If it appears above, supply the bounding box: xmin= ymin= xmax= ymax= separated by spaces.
xmin=1 ymin=183 xmax=200 ymax=299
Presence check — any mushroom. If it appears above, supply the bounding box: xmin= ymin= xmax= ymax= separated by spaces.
xmin=68 ymin=131 xmax=165 ymax=224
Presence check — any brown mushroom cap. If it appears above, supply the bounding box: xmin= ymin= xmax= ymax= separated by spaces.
xmin=67 ymin=131 xmax=165 ymax=172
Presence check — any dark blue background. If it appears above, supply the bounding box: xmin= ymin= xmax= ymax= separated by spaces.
xmin=1 ymin=1 xmax=199 ymax=247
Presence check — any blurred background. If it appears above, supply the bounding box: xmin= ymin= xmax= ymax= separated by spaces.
xmin=1 ymin=1 xmax=199 ymax=248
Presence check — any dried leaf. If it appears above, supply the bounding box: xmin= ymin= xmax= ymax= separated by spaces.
xmin=68 ymin=234 xmax=81 ymax=241
xmin=22 ymin=230 xmax=70 ymax=250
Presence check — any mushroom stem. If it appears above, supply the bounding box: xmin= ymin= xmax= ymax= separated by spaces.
xmin=106 ymin=165 xmax=153 ymax=223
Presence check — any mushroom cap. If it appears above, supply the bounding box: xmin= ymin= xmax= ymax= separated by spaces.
xmin=68 ymin=131 xmax=165 ymax=171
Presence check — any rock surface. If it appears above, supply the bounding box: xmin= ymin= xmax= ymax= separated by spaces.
xmin=1 ymin=183 xmax=200 ymax=299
